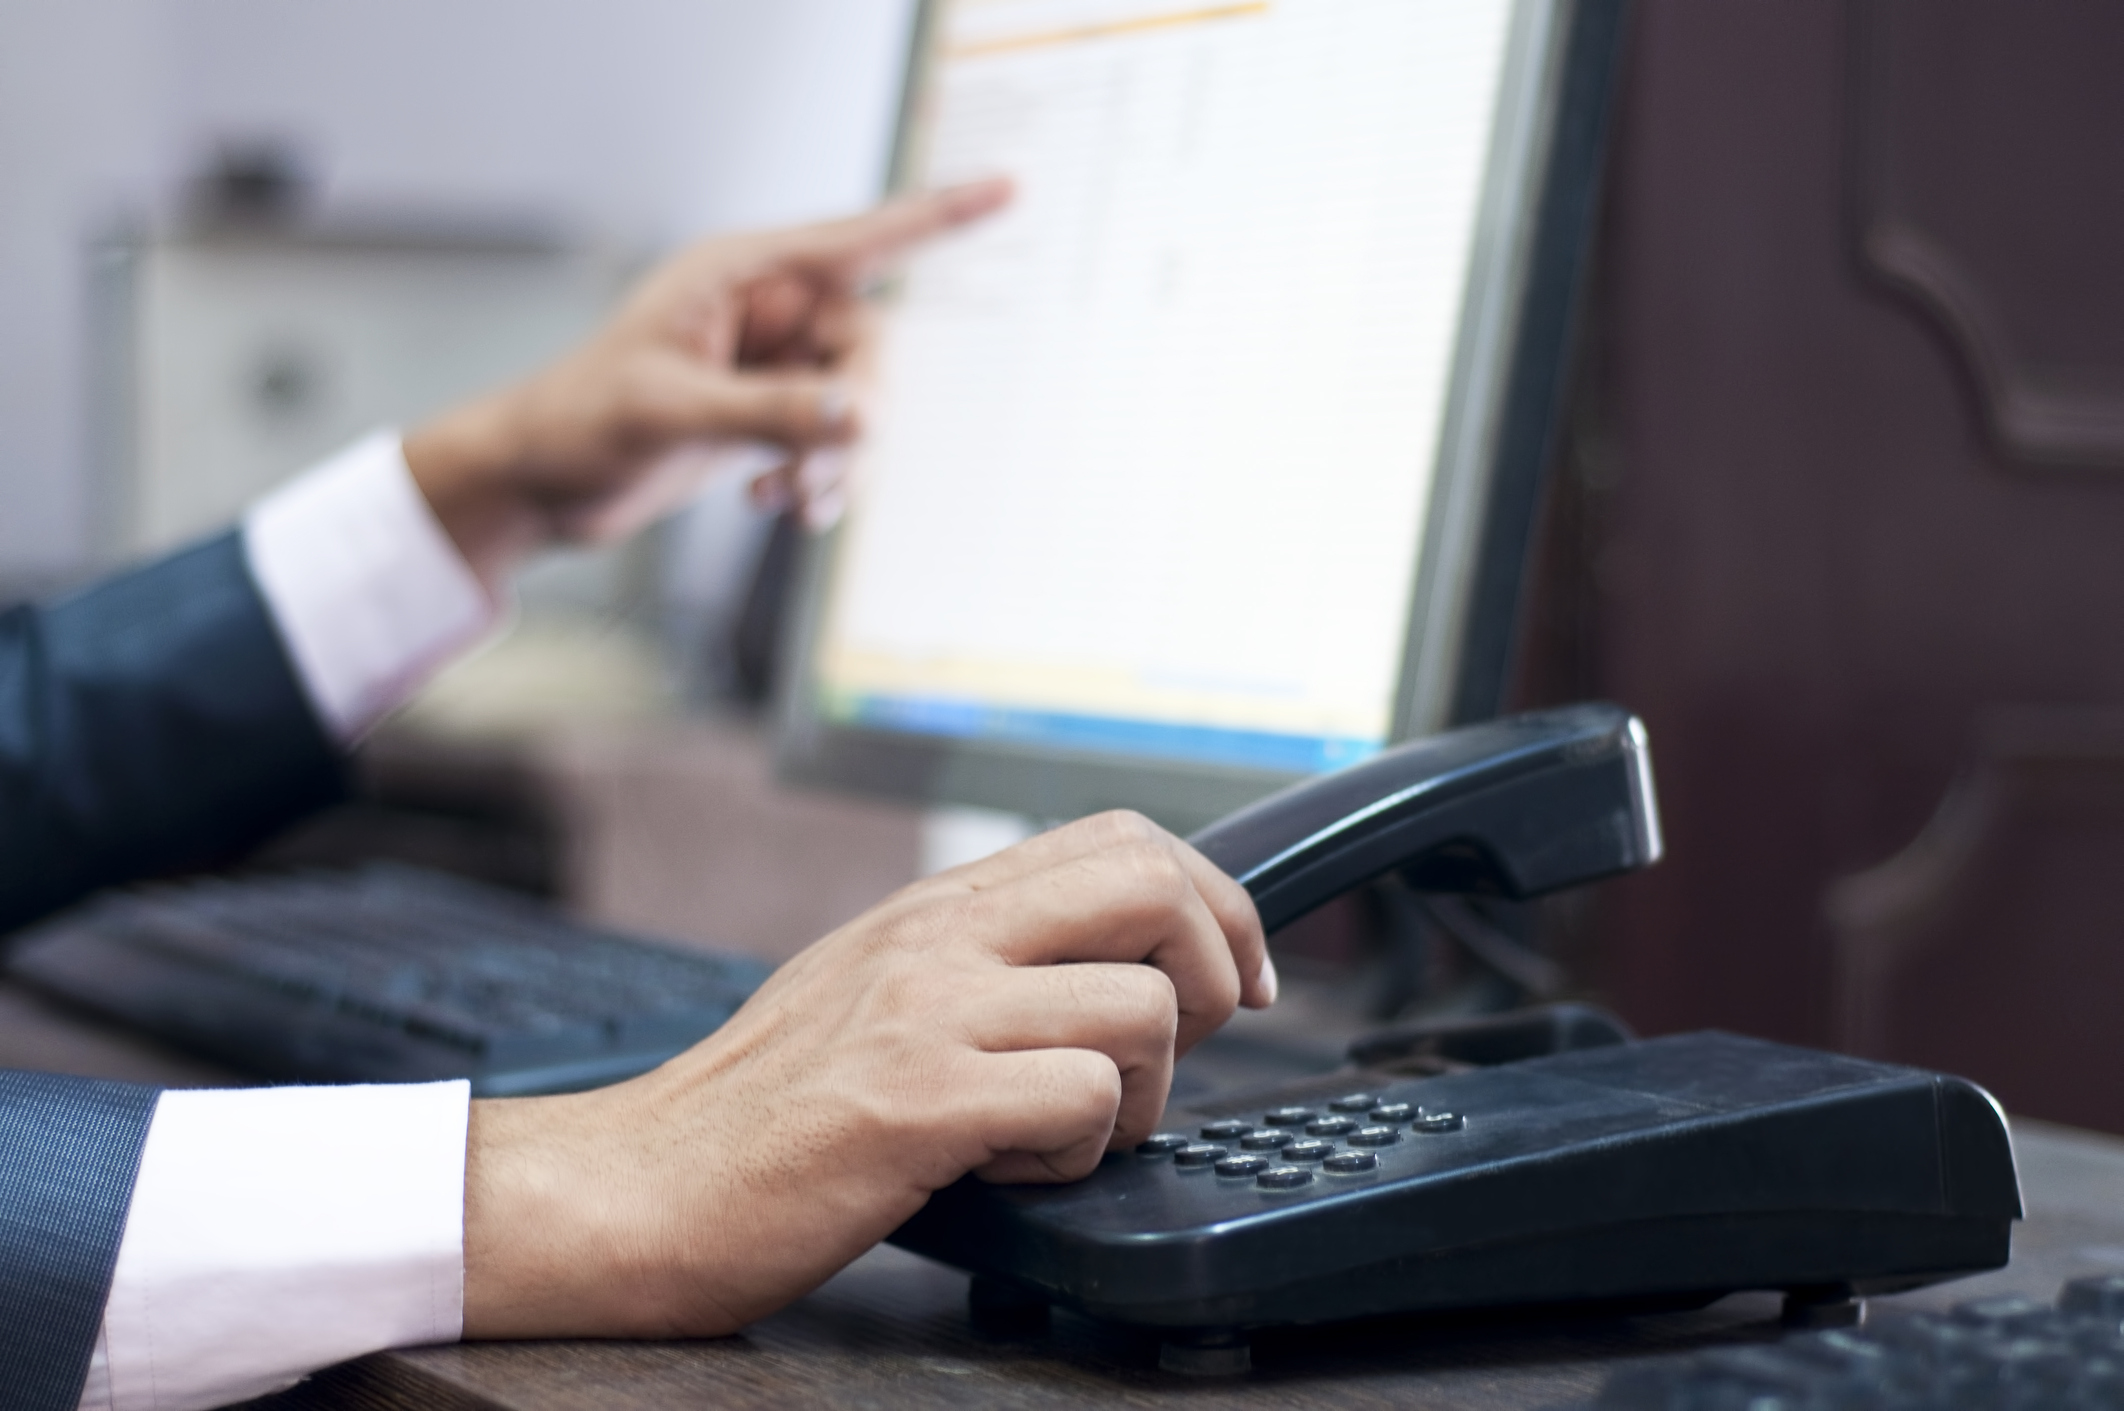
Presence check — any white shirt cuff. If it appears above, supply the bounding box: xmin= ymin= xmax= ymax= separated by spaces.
xmin=78 ymin=1082 xmax=470 ymax=1411
xmin=244 ymin=430 xmax=498 ymax=741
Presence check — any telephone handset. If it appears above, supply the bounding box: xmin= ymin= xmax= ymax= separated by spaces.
xmin=1187 ymin=701 xmax=1661 ymax=930
xmin=889 ymin=703 xmax=2019 ymax=1373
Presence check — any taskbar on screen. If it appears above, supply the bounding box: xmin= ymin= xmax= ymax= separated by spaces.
xmin=828 ymin=691 xmax=1381 ymax=776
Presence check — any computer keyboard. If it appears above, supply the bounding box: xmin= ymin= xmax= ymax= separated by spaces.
xmin=1600 ymin=1276 xmax=2124 ymax=1409
xmin=5 ymin=864 xmax=771 ymax=1095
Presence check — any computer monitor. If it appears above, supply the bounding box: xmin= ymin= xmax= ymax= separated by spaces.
xmin=778 ymin=0 xmax=1627 ymax=831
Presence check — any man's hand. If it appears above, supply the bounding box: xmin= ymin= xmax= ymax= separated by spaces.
xmin=461 ymin=811 xmax=1276 ymax=1339
xmin=403 ymin=179 xmax=1011 ymax=585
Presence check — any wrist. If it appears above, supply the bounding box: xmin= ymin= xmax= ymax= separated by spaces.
xmin=403 ymin=389 xmax=549 ymax=587
xmin=464 ymin=1094 xmax=611 ymax=1338
xmin=462 ymin=1090 xmax=724 ymax=1340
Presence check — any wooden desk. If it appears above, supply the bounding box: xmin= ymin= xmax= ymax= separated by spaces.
xmin=5 ymin=979 xmax=2118 ymax=1411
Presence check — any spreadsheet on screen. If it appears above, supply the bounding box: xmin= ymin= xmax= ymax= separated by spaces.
xmin=814 ymin=0 xmax=1521 ymax=775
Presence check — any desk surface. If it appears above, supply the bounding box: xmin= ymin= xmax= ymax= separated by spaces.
xmin=6 ymin=978 xmax=2119 ymax=1411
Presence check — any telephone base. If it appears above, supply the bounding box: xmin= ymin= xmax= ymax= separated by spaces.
xmin=1781 ymin=1285 xmax=1868 ymax=1329
xmin=967 ymin=1275 xmax=1050 ymax=1338
xmin=894 ymin=1033 xmax=2020 ymax=1339
xmin=1157 ymin=1329 xmax=1251 ymax=1376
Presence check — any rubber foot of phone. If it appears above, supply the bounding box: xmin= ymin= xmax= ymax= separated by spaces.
xmin=968 ymin=1276 xmax=1049 ymax=1337
xmin=1159 ymin=1330 xmax=1251 ymax=1376
xmin=1782 ymin=1285 xmax=1867 ymax=1329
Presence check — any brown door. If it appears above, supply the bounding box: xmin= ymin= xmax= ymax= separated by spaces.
xmin=1521 ymin=0 xmax=2124 ymax=1130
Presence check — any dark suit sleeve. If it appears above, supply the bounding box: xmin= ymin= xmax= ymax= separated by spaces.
xmin=0 ymin=529 xmax=347 ymax=936
xmin=0 ymin=530 xmax=349 ymax=1404
xmin=0 ymin=1071 xmax=160 ymax=1411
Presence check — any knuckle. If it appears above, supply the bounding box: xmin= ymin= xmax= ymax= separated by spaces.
xmin=1066 ymin=965 xmax=1178 ymax=1038
xmin=865 ymin=895 xmax=965 ymax=958
xmin=866 ymin=950 xmax=960 ymax=1020
xmin=1119 ymin=843 xmax=1191 ymax=905
xmin=1067 ymin=1052 xmax=1125 ymax=1117
xmin=1124 ymin=967 xmax=1181 ymax=1036
xmin=1089 ymin=809 xmax=1163 ymax=847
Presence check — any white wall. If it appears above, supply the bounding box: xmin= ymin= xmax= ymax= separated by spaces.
xmin=0 ymin=0 xmax=917 ymax=579
xmin=0 ymin=0 xmax=167 ymax=581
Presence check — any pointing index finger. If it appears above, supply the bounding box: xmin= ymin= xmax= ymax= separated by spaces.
xmin=771 ymin=178 xmax=1015 ymax=281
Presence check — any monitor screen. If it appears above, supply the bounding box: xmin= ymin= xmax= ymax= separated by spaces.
xmin=781 ymin=0 xmax=1621 ymax=828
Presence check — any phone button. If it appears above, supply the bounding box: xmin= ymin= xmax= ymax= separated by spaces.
xmin=1174 ymin=1143 xmax=1227 ymax=1167
xmin=1280 ymin=1139 xmax=1336 ymax=1162
xmin=1348 ymin=1126 xmax=1403 ymax=1147
xmin=1257 ymin=1166 xmax=1313 ymax=1190
xmin=1328 ymin=1093 xmax=1380 ymax=1112
xmin=1325 ymin=1151 xmax=1379 ymax=1174
xmin=1240 ymin=1131 xmax=1296 ymax=1151
xmin=1199 ymin=1119 xmax=1253 ymax=1141
xmin=1264 ymin=1107 xmax=1315 ymax=1126
xmin=1137 ymin=1133 xmax=1191 ymax=1155
xmin=1214 ymin=1154 xmax=1271 ymax=1178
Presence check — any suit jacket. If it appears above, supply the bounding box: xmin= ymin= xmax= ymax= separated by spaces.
xmin=0 ymin=530 xmax=344 ymax=1408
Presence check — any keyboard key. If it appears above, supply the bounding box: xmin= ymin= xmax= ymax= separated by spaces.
xmin=2063 ymin=1274 xmax=2124 ymax=1321
xmin=1601 ymin=1278 xmax=2124 ymax=1408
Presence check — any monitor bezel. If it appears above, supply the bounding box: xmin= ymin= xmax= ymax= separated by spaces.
xmin=775 ymin=0 xmax=1628 ymax=833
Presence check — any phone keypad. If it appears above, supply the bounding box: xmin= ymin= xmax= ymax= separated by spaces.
xmin=1145 ymin=1095 xmax=1470 ymax=1193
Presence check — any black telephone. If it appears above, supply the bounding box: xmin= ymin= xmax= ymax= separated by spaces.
xmin=888 ymin=704 xmax=2021 ymax=1372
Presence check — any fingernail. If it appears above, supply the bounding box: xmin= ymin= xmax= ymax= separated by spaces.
xmin=803 ymin=484 xmax=847 ymax=533
xmin=818 ymin=382 xmax=856 ymax=434
xmin=748 ymin=471 xmax=793 ymax=514
xmin=1256 ymin=952 xmax=1280 ymax=1006
xmin=799 ymin=446 xmax=849 ymax=497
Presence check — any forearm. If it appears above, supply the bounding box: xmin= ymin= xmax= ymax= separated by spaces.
xmin=0 ymin=534 xmax=344 ymax=934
